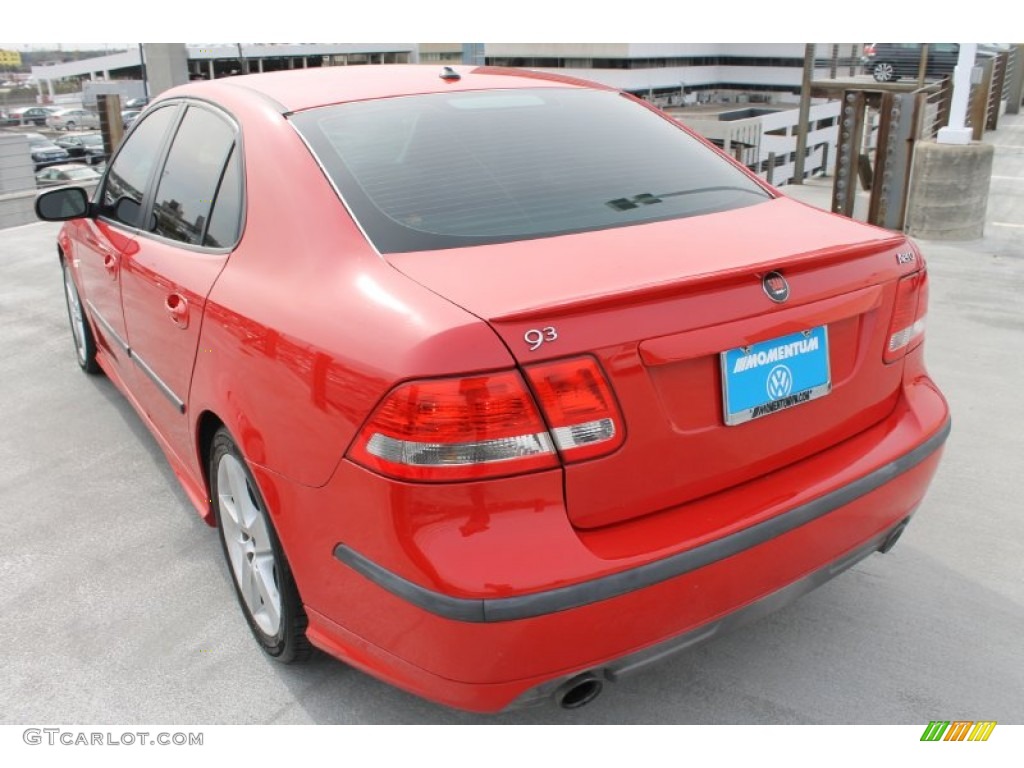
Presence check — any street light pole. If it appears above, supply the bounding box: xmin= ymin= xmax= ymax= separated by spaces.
xmin=138 ymin=44 xmax=149 ymax=99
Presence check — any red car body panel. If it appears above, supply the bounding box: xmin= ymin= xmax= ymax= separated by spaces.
xmin=48 ymin=65 xmax=950 ymax=713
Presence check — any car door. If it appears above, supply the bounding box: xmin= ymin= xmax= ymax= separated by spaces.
xmin=73 ymin=104 xmax=179 ymax=372
xmin=118 ymin=103 xmax=243 ymax=464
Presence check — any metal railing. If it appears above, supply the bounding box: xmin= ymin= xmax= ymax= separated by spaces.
xmin=987 ymin=51 xmax=1009 ymax=130
xmin=917 ymin=76 xmax=953 ymax=140
xmin=966 ymin=50 xmax=1012 ymax=138
xmin=1002 ymin=46 xmax=1019 ymax=105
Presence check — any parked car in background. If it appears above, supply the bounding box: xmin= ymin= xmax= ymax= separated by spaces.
xmin=121 ymin=109 xmax=141 ymax=129
xmin=25 ymin=132 xmax=70 ymax=170
xmin=35 ymin=163 xmax=103 ymax=187
xmin=35 ymin=65 xmax=950 ymax=714
xmin=55 ymin=132 xmax=108 ymax=165
xmin=10 ymin=106 xmax=57 ymax=126
xmin=124 ymin=97 xmax=150 ymax=109
xmin=0 ymin=109 xmax=19 ymax=126
xmin=47 ymin=108 xmax=102 ymax=131
xmin=863 ymin=43 xmax=960 ymax=82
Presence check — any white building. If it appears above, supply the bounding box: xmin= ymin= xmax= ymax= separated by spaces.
xmin=483 ymin=43 xmax=862 ymax=106
xmin=29 ymin=43 xmax=419 ymax=100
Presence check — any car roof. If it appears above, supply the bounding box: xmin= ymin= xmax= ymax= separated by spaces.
xmin=39 ymin=163 xmax=95 ymax=172
xmin=158 ymin=64 xmax=608 ymax=114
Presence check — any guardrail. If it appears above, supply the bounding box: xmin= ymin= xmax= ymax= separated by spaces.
xmin=676 ymin=101 xmax=840 ymax=187
xmin=917 ymin=76 xmax=953 ymax=140
xmin=966 ymin=49 xmax=1012 ymax=139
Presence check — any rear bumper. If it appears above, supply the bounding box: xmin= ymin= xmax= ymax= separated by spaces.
xmin=334 ymin=419 xmax=947 ymax=624
xmin=283 ymin=362 xmax=949 ymax=713
xmin=505 ymin=516 xmax=911 ymax=709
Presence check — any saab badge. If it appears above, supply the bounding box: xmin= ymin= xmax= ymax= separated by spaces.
xmin=763 ymin=271 xmax=790 ymax=304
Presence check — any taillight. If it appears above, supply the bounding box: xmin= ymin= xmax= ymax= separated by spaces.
xmin=885 ymin=269 xmax=928 ymax=363
xmin=348 ymin=371 xmax=558 ymax=481
xmin=349 ymin=357 xmax=624 ymax=481
xmin=524 ymin=356 xmax=624 ymax=462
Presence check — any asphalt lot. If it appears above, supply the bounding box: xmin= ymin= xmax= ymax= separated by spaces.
xmin=2 ymin=115 xmax=1023 ymax=725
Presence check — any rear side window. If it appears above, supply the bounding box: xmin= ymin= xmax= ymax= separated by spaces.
xmin=150 ymin=106 xmax=238 ymax=247
xmin=203 ymin=146 xmax=242 ymax=248
xmin=292 ymin=88 xmax=770 ymax=253
xmin=99 ymin=105 xmax=177 ymax=227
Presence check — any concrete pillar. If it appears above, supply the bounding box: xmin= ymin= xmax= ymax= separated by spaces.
xmin=905 ymin=141 xmax=995 ymax=240
xmin=143 ymin=44 xmax=189 ymax=95
xmin=208 ymin=60 xmax=215 ymax=80
xmin=302 ymin=56 xmax=307 ymax=68
xmin=257 ymin=58 xmax=264 ymax=73
xmin=938 ymin=44 xmax=977 ymax=145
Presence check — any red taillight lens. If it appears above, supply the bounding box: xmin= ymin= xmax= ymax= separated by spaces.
xmin=349 ymin=358 xmax=624 ymax=481
xmin=525 ymin=356 xmax=625 ymax=462
xmin=348 ymin=372 xmax=558 ymax=481
xmin=885 ymin=269 xmax=928 ymax=363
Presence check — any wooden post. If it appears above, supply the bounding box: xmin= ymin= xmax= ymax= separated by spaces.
xmin=987 ymin=52 xmax=1008 ymax=130
xmin=970 ymin=58 xmax=992 ymax=141
xmin=793 ymin=43 xmax=815 ymax=184
xmin=916 ymin=44 xmax=930 ymax=89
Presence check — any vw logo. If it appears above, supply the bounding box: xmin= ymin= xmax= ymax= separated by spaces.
xmin=763 ymin=271 xmax=790 ymax=303
xmin=766 ymin=365 xmax=793 ymax=400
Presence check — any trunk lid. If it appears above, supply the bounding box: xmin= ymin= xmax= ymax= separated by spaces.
xmin=387 ymin=197 xmax=920 ymax=529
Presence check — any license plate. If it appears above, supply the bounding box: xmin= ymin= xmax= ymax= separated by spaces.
xmin=720 ymin=326 xmax=831 ymax=426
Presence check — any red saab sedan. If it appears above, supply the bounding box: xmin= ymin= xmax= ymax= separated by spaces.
xmin=36 ymin=65 xmax=949 ymax=713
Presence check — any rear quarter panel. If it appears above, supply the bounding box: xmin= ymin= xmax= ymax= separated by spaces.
xmin=184 ymin=89 xmax=513 ymax=491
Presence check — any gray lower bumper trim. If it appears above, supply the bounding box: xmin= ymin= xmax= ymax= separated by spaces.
xmin=505 ymin=523 xmax=899 ymax=709
xmin=334 ymin=417 xmax=950 ymax=623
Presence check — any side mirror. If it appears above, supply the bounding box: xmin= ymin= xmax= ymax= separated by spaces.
xmin=36 ymin=186 xmax=90 ymax=222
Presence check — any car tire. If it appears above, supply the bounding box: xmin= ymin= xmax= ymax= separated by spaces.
xmin=62 ymin=260 xmax=100 ymax=374
xmin=65 ymin=121 xmax=75 ymax=131
xmin=872 ymin=62 xmax=895 ymax=82
xmin=210 ymin=428 xmax=313 ymax=663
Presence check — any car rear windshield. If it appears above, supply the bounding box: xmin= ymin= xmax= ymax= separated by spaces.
xmin=290 ymin=88 xmax=771 ymax=253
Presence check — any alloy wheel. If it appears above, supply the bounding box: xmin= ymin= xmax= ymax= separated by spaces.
xmin=216 ymin=453 xmax=282 ymax=636
xmin=63 ymin=264 xmax=87 ymax=366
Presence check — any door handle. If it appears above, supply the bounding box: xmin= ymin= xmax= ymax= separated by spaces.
xmin=165 ymin=293 xmax=189 ymax=329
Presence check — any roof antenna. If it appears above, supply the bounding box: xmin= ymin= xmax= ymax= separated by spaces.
xmin=439 ymin=66 xmax=461 ymax=82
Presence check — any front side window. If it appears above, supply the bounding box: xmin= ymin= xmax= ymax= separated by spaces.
xmin=99 ymin=105 xmax=178 ymax=227
xmin=291 ymin=88 xmax=770 ymax=253
xmin=150 ymin=106 xmax=237 ymax=246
